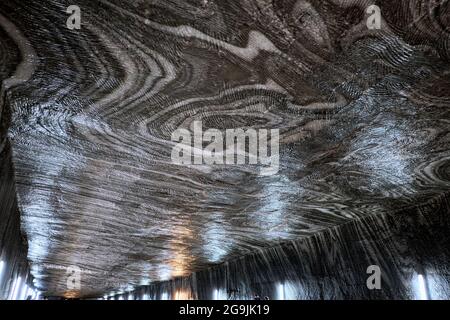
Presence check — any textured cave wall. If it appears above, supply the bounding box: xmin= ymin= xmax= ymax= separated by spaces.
xmin=0 ymin=143 xmax=31 ymax=299
xmin=0 ymin=0 xmax=449 ymax=298
xmin=0 ymin=31 xmax=31 ymax=299
xmin=124 ymin=193 xmax=450 ymax=300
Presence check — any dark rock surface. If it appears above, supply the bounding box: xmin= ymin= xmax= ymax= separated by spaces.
xmin=129 ymin=192 xmax=450 ymax=300
xmin=0 ymin=0 xmax=449 ymax=297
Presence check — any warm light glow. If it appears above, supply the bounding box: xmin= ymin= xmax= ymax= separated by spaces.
xmin=169 ymin=227 xmax=195 ymax=278
xmin=26 ymin=287 xmax=34 ymax=300
xmin=63 ymin=290 xmax=80 ymax=299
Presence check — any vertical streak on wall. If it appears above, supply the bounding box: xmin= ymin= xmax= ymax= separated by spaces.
xmin=0 ymin=140 xmax=30 ymax=299
xmin=120 ymin=193 xmax=450 ymax=300
xmin=0 ymin=19 xmax=32 ymax=297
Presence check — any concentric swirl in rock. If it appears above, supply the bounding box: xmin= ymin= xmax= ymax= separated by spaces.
xmin=0 ymin=0 xmax=448 ymax=297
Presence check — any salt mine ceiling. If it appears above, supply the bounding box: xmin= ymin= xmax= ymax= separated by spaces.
xmin=0 ymin=0 xmax=449 ymax=297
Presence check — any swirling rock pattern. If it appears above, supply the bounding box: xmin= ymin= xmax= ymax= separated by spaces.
xmin=0 ymin=0 xmax=449 ymax=297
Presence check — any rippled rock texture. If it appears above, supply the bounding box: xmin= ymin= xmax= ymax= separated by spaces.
xmin=0 ymin=143 xmax=31 ymax=299
xmin=0 ymin=32 xmax=30 ymax=298
xmin=0 ymin=0 xmax=449 ymax=297
xmin=125 ymin=193 xmax=450 ymax=300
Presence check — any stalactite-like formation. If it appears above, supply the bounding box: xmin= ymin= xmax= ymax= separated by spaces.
xmin=0 ymin=32 xmax=32 ymax=298
xmin=0 ymin=143 xmax=32 ymax=299
xmin=122 ymin=192 xmax=450 ymax=300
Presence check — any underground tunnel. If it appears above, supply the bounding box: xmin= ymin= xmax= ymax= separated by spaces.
xmin=0 ymin=0 xmax=450 ymax=305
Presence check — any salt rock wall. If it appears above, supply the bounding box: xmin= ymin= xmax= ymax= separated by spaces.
xmin=0 ymin=0 xmax=448 ymax=297
xmin=0 ymin=143 xmax=32 ymax=299
xmin=126 ymin=192 xmax=450 ymax=300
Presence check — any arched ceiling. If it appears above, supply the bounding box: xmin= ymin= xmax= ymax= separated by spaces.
xmin=0 ymin=0 xmax=449 ymax=297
